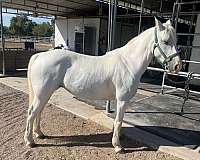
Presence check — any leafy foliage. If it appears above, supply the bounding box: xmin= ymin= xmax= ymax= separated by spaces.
xmin=32 ymin=22 xmax=54 ymax=37
xmin=7 ymin=15 xmax=54 ymax=37
xmin=3 ymin=26 xmax=11 ymax=36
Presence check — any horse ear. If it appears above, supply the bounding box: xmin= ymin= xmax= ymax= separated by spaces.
xmin=154 ymin=17 xmax=165 ymax=31
xmin=166 ymin=19 xmax=172 ymax=26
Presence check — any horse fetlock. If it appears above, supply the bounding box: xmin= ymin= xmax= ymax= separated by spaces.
xmin=112 ymin=137 xmax=123 ymax=153
xmin=34 ymin=130 xmax=45 ymax=139
xmin=112 ymin=137 xmax=120 ymax=147
xmin=24 ymin=137 xmax=35 ymax=148
xmin=24 ymin=133 xmax=35 ymax=147
xmin=114 ymin=145 xmax=124 ymax=153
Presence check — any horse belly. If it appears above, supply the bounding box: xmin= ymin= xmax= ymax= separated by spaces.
xmin=63 ymin=73 xmax=115 ymax=100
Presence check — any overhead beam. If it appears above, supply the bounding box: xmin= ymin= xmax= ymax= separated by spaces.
xmin=28 ymin=0 xmax=82 ymax=12
xmin=2 ymin=8 xmax=53 ymax=19
xmin=2 ymin=0 xmax=87 ymax=17
xmin=63 ymin=0 xmax=96 ymax=8
xmin=2 ymin=2 xmax=72 ymax=15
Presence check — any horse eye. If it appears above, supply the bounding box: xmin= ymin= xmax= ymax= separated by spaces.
xmin=164 ymin=41 xmax=169 ymax=45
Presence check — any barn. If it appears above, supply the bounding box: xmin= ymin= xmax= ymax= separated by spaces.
xmin=1 ymin=1 xmax=200 ymax=160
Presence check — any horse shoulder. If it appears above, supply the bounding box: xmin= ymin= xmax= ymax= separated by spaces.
xmin=113 ymin=56 xmax=138 ymax=101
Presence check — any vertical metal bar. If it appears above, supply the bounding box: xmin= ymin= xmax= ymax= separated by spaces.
xmin=111 ymin=0 xmax=117 ymax=49
xmin=106 ymin=0 xmax=117 ymax=113
xmin=175 ymin=3 xmax=180 ymax=31
xmin=66 ymin=18 xmax=69 ymax=46
xmin=172 ymin=1 xmax=178 ymax=23
xmin=161 ymin=72 xmax=166 ymax=94
xmin=138 ymin=0 xmax=144 ymax=35
xmin=106 ymin=0 xmax=112 ymax=113
xmin=184 ymin=4 xmax=195 ymax=70
xmin=107 ymin=0 xmax=111 ymax=51
xmin=0 ymin=2 xmax=5 ymax=76
xmin=82 ymin=16 xmax=85 ymax=54
xmin=159 ymin=0 xmax=163 ymax=13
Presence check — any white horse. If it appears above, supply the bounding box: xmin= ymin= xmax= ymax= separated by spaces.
xmin=24 ymin=18 xmax=182 ymax=153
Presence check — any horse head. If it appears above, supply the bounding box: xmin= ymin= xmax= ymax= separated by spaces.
xmin=153 ymin=17 xmax=182 ymax=73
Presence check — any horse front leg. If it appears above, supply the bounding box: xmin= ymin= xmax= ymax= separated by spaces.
xmin=112 ymin=100 xmax=127 ymax=153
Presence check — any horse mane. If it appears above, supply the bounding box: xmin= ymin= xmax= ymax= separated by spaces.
xmin=126 ymin=27 xmax=153 ymax=47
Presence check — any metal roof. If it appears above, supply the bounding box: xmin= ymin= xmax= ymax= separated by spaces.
xmin=1 ymin=0 xmax=98 ymax=17
xmin=1 ymin=0 xmax=187 ymax=18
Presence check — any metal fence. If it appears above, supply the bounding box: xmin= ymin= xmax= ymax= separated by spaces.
xmin=157 ymin=1 xmax=200 ymax=95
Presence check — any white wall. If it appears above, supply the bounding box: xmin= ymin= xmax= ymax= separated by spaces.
xmin=55 ymin=19 xmax=69 ymax=48
xmin=188 ymin=14 xmax=200 ymax=85
xmin=55 ymin=18 xmax=100 ymax=55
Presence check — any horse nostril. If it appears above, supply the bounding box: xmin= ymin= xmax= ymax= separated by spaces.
xmin=175 ymin=64 xmax=179 ymax=71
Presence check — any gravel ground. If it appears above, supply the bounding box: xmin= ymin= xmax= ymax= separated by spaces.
xmin=0 ymin=83 xmax=181 ymax=160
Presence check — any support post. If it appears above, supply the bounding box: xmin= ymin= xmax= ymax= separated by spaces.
xmin=0 ymin=2 xmax=5 ymax=76
xmin=138 ymin=0 xmax=144 ymax=35
xmin=106 ymin=0 xmax=117 ymax=113
xmin=172 ymin=1 xmax=177 ymax=24
xmin=82 ymin=16 xmax=85 ymax=54
xmin=175 ymin=2 xmax=180 ymax=31
xmin=161 ymin=72 xmax=166 ymax=94
xmin=159 ymin=0 xmax=163 ymax=13
xmin=111 ymin=0 xmax=117 ymax=49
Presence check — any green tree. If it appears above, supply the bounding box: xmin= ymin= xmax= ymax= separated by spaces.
xmin=3 ymin=26 xmax=11 ymax=36
xmin=32 ymin=22 xmax=53 ymax=37
xmin=9 ymin=15 xmax=35 ymax=36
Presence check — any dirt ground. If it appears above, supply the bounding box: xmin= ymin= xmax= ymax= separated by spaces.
xmin=0 ymin=83 xmax=181 ymax=160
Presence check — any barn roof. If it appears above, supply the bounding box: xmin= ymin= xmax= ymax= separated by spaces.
xmin=1 ymin=0 xmax=177 ymax=18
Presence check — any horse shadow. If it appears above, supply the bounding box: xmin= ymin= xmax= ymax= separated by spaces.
xmin=35 ymin=132 xmax=153 ymax=153
xmin=35 ymin=125 xmax=200 ymax=152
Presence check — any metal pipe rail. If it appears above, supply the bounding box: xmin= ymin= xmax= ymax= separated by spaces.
xmin=163 ymin=84 xmax=200 ymax=95
xmin=182 ymin=60 xmax=200 ymax=64
xmin=177 ymin=1 xmax=200 ymax=5
xmin=147 ymin=66 xmax=200 ymax=80
xmin=178 ymin=45 xmax=200 ymax=48
xmin=177 ymin=33 xmax=200 ymax=36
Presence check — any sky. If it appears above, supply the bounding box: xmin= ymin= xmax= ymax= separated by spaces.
xmin=2 ymin=8 xmax=52 ymax=27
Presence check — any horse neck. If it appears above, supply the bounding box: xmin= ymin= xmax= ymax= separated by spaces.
xmin=120 ymin=27 xmax=155 ymax=79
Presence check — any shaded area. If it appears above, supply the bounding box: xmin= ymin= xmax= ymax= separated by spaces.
xmin=123 ymin=94 xmax=200 ymax=150
xmin=80 ymin=82 xmax=200 ymax=150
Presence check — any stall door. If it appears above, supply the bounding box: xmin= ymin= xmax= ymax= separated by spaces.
xmin=84 ymin=27 xmax=96 ymax=55
xmin=75 ymin=32 xmax=84 ymax=54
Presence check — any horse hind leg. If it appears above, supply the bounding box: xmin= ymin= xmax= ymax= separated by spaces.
xmin=24 ymin=97 xmax=44 ymax=147
xmin=24 ymin=89 xmax=53 ymax=147
xmin=33 ymin=110 xmax=45 ymax=139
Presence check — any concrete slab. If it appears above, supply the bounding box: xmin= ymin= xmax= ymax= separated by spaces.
xmin=123 ymin=94 xmax=200 ymax=149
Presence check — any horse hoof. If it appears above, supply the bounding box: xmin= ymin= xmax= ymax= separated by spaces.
xmin=114 ymin=146 xmax=124 ymax=153
xmin=25 ymin=141 xmax=36 ymax=148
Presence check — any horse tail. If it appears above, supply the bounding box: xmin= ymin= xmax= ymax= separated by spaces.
xmin=28 ymin=54 xmax=39 ymax=106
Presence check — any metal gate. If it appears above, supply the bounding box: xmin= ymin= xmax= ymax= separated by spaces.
xmin=147 ymin=1 xmax=200 ymax=95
